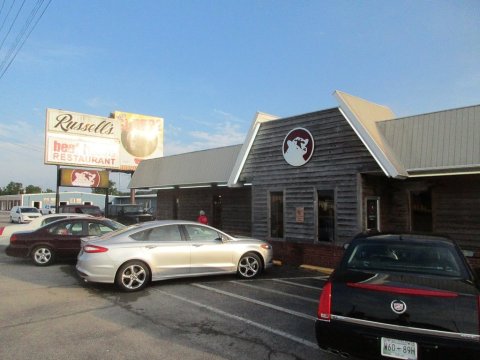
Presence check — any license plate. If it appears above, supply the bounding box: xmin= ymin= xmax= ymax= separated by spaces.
xmin=381 ymin=337 xmax=417 ymax=360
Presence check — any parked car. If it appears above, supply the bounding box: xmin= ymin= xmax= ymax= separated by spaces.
xmin=0 ymin=213 xmax=94 ymax=245
xmin=5 ymin=217 xmax=125 ymax=266
xmin=315 ymin=233 xmax=480 ymax=360
xmin=58 ymin=204 xmax=103 ymax=217
xmin=107 ymin=204 xmax=154 ymax=225
xmin=40 ymin=204 xmax=56 ymax=215
xmin=76 ymin=220 xmax=273 ymax=292
xmin=9 ymin=206 xmax=42 ymax=223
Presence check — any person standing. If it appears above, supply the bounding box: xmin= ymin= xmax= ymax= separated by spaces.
xmin=197 ymin=210 xmax=208 ymax=225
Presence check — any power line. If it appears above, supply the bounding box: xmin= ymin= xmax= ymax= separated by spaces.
xmin=0 ymin=0 xmax=52 ymax=80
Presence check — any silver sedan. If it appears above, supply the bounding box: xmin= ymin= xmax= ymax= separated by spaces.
xmin=76 ymin=220 xmax=274 ymax=291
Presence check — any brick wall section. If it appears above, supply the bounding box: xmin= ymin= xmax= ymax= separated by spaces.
xmin=269 ymin=240 xmax=344 ymax=269
xmin=269 ymin=240 xmax=480 ymax=272
xmin=466 ymin=251 xmax=480 ymax=270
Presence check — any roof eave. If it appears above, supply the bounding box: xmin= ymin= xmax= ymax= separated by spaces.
xmin=228 ymin=112 xmax=280 ymax=186
xmin=334 ymin=91 xmax=408 ymax=179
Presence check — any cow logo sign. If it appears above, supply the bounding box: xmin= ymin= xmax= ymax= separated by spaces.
xmin=282 ymin=128 xmax=314 ymax=166
xmin=71 ymin=170 xmax=101 ymax=187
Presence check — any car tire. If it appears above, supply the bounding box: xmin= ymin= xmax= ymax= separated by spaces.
xmin=17 ymin=217 xmax=22 ymax=224
xmin=115 ymin=261 xmax=150 ymax=292
xmin=10 ymin=216 xmax=13 ymax=223
xmin=31 ymin=246 xmax=55 ymax=266
xmin=237 ymin=252 xmax=263 ymax=279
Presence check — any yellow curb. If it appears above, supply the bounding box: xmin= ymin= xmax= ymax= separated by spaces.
xmin=299 ymin=264 xmax=334 ymax=274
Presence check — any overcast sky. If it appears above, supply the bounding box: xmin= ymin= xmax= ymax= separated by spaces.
xmin=0 ymin=0 xmax=479 ymax=192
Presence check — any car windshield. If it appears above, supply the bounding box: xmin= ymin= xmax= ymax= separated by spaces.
xmin=22 ymin=208 xmax=39 ymax=213
xmin=119 ymin=205 xmax=144 ymax=214
xmin=82 ymin=207 xmax=102 ymax=216
xmin=346 ymin=241 xmax=466 ymax=278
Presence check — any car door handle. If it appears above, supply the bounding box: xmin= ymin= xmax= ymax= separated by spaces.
xmin=145 ymin=245 xmax=157 ymax=249
xmin=192 ymin=244 xmax=203 ymax=247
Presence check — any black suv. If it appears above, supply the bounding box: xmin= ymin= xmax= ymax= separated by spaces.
xmin=107 ymin=204 xmax=154 ymax=225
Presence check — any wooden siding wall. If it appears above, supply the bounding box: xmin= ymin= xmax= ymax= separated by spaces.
xmin=240 ymin=108 xmax=381 ymax=246
xmin=155 ymin=187 xmax=252 ymax=236
xmin=362 ymin=174 xmax=480 ymax=268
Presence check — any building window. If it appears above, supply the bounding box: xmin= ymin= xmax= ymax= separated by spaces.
xmin=318 ymin=190 xmax=335 ymax=242
xmin=411 ymin=190 xmax=432 ymax=232
xmin=269 ymin=191 xmax=284 ymax=238
xmin=366 ymin=197 xmax=380 ymax=232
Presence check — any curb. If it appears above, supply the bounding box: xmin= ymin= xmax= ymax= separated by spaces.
xmin=273 ymin=260 xmax=333 ymax=274
xmin=299 ymin=264 xmax=334 ymax=274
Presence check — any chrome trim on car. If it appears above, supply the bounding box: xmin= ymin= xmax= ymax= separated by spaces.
xmin=331 ymin=315 xmax=480 ymax=341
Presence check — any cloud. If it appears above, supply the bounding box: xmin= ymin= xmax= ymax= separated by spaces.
xmin=0 ymin=119 xmax=53 ymax=189
xmin=164 ymin=119 xmax=246 ymax=156
xmin=85 ymin=97 xmax=118 ymax=110
xmin=17 ymin=43 xmax=95 ymax=67
xmin=213 ymin=109 xmax=244 ymax=124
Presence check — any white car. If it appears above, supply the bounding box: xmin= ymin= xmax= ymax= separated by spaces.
xmin=10 ymin=206 xmax=42 ymax=224
xmin=77 ymin=220 xmax=274 ymax=292
xmin=0 ymin=213 xmax=94 ymax=245
xmin=41 ymin=205 xmax=56 ymax=215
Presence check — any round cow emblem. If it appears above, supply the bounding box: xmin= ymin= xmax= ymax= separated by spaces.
xmin=282 ymin=128 xmax=314 ymax=166
xmin=71 ymin=170 xmax=101 ymax=188
xmin=390 ymin=300 xmax=407 ymax=314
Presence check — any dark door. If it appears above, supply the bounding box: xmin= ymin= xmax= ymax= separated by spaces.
xmin=212 ymin=195 xmax=222 ymax=229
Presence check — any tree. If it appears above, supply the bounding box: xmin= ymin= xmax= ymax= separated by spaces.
xmin=25 ymin=185 xmax=42 ymax=194
xmin=91 ymin=180 xmax=119 ymax=195
xmin=1 ymin=181 xmax=23 ymax=195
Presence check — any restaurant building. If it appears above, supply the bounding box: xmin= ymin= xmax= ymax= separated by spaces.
xmin=129 ymin=91 xmax=480 ymax=269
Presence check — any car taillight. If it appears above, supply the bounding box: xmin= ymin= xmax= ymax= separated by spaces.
xmin=0 ymin=227 xmax=4 ymax=235
xmin=347 ymin=282 xmax=458 ymax=298
xmin=317 ymin=281 xmax=332 ymax=321
xmin=83 ymin=245 xmax=108 ymax=253
xmin=10 ymin=234 xmax=17 ymax=243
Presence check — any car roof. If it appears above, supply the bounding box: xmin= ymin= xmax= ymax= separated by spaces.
xmin=123 ymin=220 xmax=213 ymax=231
xmin=352 ymin=233 xmax=455 ymax=245
xmin=42 ymin=213 xmax=94 ymax=218
xmin=44 ymin=216 xmax=105 ymax=224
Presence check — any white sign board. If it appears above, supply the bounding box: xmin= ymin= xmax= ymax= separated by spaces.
xmin=45 ymin=109 xmax=164 ymax=171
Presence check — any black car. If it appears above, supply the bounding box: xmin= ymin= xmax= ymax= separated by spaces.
xmin=5 ymin=217 xmax=125 ymax=266
xmin=315 ymin=234 xmax=480 ymax=360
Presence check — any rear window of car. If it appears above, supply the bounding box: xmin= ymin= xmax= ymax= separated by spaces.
xmin=22 ymin=207 xmax=40 ymax=213
xmin=346 ymin=241 xmax=466 ymax=277
xmin=131 ymin=225 xmax=183 ymax=242
xmin=41 ymin=216 xmax=67 ymax=226
xmin=81 ymin=207 xmax=103 ymax=216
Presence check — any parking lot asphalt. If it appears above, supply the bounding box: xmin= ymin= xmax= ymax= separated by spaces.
xmin=0 ymin=217 xmax=337 ymax=360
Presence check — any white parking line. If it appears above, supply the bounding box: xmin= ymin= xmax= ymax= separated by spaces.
xmin=230 ymin=281 xmax=318 ymax=303
xmin=157 ymin=289 xmax=319 ymax=349
xmin=272 ymin=278 xmax=324 ymax=290
xmin=193 ymin=283 xmax=317 ymax=321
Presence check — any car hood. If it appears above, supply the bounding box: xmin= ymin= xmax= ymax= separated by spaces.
xmin=228 ymin=236 xmax=268 ymax=244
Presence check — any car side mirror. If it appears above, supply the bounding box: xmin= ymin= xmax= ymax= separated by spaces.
xmin=462 ymin=250 xmax=474 ymax=258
